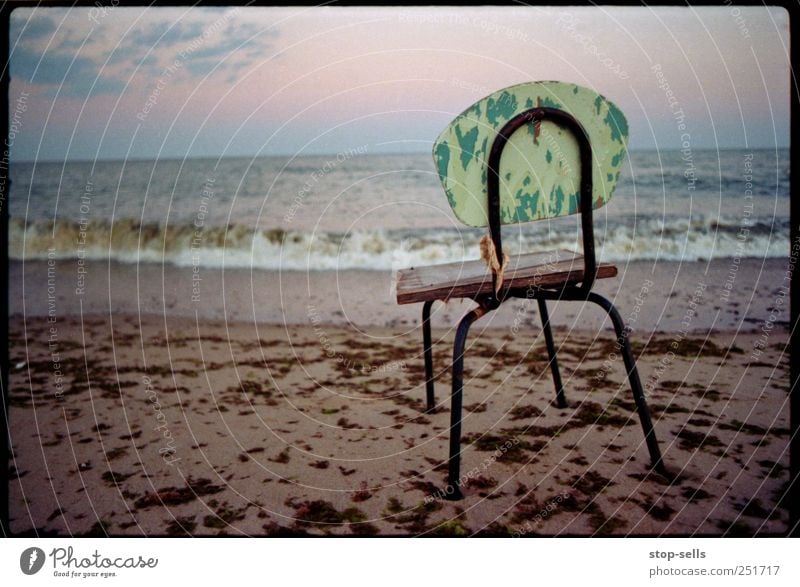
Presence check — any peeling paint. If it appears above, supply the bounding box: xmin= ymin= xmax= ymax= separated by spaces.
xmin=433 ymin=81 xmax=629 ymax=227
xmin=454 ymin=124 xmax=479 ymax=171
xmin=604 ymin=101 xmax=628 ymax=144
xmin=486 ymin=91 xmax=518 ymax=127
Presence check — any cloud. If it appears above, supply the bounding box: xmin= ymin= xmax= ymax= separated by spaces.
xmin=9 ymin=42 xmax=127 ymax=98
xmin=184 ymin=37 xmax=245 ymax=60
xmin=9 ymin=11 xmax=57 ymax=48
xmin=8 ymin=8 xmax=281 ymax=100
xmin=184 ymin=58 xmax=220 ymax=77
xmin=10 ymin=44 xmax=94 ymax=85
xmin=130 ymin=19 xmax=206 ymax=48
xmin=119 ymin=19 xmax=278 ymax=83
xmin=9 ymin=10 xmax=116 ymax=96
xmin=85 ymin=76 xmax=127 ymax=96
xmin=173 ymin=25 xmax=277 ymax=80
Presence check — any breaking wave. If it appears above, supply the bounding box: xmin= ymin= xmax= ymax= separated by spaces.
xmin=9 ymin=215 xmax=790 ymax=270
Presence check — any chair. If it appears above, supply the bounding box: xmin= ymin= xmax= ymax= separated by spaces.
xmin=395 ymin=81 xmax=667 ymax=500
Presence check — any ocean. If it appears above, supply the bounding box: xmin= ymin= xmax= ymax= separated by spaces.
xmin=9 ymin=149 xmax=790 ymax=272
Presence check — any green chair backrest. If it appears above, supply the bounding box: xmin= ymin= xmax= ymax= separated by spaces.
xmin=433 ymin=81 xmax=629 ymax=228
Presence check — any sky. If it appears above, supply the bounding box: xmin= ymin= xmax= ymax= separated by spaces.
xmin=6 ymin=5 xmax=791 ymax=161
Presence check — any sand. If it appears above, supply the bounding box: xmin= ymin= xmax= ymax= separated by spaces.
xmin=8 ymin=310 xmax=790 ymax=536
xmin=10 ymin=258 xmax=791 ymax=332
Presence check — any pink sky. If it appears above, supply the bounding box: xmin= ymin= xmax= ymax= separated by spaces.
xmin=8 ymin=5 xmax=790 ymax=160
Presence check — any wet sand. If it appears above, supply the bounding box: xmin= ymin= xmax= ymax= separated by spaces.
xmin=10 ymin=257 xmax=791 ymax=332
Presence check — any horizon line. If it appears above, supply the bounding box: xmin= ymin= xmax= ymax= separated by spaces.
xmin=9 ymin=144 xmax=790 ymax=165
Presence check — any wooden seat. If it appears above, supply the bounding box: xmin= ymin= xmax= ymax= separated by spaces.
xmin=396 ymin=249 xmax=617 ymax=305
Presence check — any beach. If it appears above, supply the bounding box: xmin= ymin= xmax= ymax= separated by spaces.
xmin=7 ymin=148 xmax=791 ymax=536
xmin=7 ymin=258 xmax=791 ymax=536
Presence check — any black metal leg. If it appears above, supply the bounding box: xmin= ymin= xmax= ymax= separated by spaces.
xmin=422 ymin=300 xmax=435 ymax=413
xmin=586 ymin=292 xmax=667 ymax=475
xmin=445 ymin=306 xmax=486 ymax=500
xmin=537 ymin=298 xmax=567 ymax=408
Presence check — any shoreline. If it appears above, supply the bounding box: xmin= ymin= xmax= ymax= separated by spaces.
xmin=10 ymin=257 xmax=791 ymax=333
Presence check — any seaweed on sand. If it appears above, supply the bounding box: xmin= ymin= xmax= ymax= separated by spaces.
xmin=134 ymin=477 xmax=224 ymax=508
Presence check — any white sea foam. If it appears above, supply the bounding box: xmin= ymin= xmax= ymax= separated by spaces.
xmin=9 ymin=215 xmax=791 ymax=270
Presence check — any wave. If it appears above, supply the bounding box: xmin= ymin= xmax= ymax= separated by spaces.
xmin=9 ymin=216 xmax=791 ymax=270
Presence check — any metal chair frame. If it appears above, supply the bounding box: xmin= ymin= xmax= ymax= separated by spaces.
xmin=420 ymin=107 xmax=667 ymax=500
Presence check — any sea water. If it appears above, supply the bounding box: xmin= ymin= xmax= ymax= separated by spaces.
xmin=9 ymin=149 xmax=790 ymax=271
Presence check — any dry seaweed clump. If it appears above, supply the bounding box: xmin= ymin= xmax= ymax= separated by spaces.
xmin=134 ymin=477 xmax=224 ymax=508
xmin=287 ymin=499 xmax=377 ymax=535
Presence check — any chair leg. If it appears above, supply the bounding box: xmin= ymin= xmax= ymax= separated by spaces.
xmin=537 ymin=298 xmax=568 ymax=408
xmin=445 ymin=305 xmax=487 ymax=501
xmin=422 ymin=300 xmax=435 ymax=413
xmin=586 ymin=292 xmax=667 ymax=475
